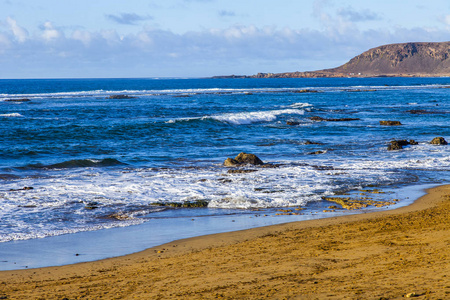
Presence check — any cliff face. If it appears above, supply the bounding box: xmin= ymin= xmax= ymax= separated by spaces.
xmin=217 ymin=42 xmax=450 ymax=78
xmin=327 ymin=42 xmax=450 ymax=76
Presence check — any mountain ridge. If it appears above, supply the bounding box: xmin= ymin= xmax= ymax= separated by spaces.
xmin=214 ymin=42 xmax=450 ymax=78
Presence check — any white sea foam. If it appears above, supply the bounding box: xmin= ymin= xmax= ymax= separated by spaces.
xmin=166 ymin=108 xmax=306 ymax=125
xmin=1 ymin=143 xmax=448 ymax=245
xmin=0 ymin=113 xmax=23 ymax=117
xmin=289 ymin=102 xmax=313 ymax=108
xmin=2 ymin=83 xmax=450 ymax=100
xmin=3 ymin=145 xmax=449 ymax=243
xmin=211 ymin=109 xmax=305 ymax=125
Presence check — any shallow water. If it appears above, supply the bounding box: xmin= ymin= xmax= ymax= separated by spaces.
xmin=0 ymin=183 xmax=434 ymax=271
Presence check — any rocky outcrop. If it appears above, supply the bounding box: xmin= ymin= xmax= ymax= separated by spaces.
xmin=430 ymin=137 xmax=448 ymax=145
xmin=224 ymin=152 xmax=264 ymax=166
xmin=380 ymin=121 xmax=402 ymax=126
xmin=387 ymin=140 xmax=418 ymax=151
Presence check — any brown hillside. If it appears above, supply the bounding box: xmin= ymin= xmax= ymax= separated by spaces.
xmin=327 ymin=42 xmax=450 ymax=76
xmin=213 ymin=42 xmax=450 ymax=78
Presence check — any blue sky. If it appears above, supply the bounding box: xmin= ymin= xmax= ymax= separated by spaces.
xmin=1 ymin=0 xmax=450 ymax=78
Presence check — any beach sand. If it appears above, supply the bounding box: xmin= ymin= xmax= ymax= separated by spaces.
xmin=1 ymin=185 xmax=449 ymax=299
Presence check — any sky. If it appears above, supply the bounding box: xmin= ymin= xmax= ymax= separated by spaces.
xmin=0 ymin=0 xmax=450 ymax=78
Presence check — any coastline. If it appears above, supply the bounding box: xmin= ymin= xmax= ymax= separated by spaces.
xmin=1 ymin=184 xmax=448 ymax=299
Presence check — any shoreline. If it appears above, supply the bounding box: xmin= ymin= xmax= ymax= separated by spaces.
xmin=0 ymin=184 xmax=429 ymax=271
xmin=1 ymin=184 xmax=448 ymax=299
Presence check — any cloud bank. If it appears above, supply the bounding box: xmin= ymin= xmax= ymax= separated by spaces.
xmin=1 ymin=16 xmax=449 ymax=78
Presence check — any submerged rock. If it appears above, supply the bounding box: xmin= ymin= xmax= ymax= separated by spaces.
xmin=308 ymin=150 xmax=326 ymax=155
xmin=292 ymin=89 xmax=319 ymax=93
xmin=430 ymin=137 xmax=448 ymax=145
xmin=5 ymin=98 xmax=31 ymax=102
xmin=227 ymin=169 xmax=258 ymax=174
xmin=286 ymin=121 xmax=301 ymax=126
xmin=309 ymin=116 xmax=360 ymax=122
xmin=151 ymin=200 xmax=209 ymax=208
xmin=9 ymin=186 xmax=34 ymax=191
xmin=108 ymin=94 xmax=135 ymax=99
xmin=380 ymin=120 xmax=402 ymax=126
xmin=304 ymin=140 xmax=324 ymax=145
xmin=224 ymin=152 xmax=264 ymax=166
xmin=387 ymin=139 xmax=418 ymax=150
xmin=387 ymin=141 xmax=402 ymax=151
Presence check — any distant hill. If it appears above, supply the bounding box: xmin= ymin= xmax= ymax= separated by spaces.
xmin=214 ymin=42 xmax=450 ymax=78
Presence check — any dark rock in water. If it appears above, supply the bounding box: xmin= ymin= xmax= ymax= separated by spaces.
xmin=309 ymin=116 xmax=327 ymax=122
xmin=224 ymin=158 xmax=240 ymax=167
xmin=105 ymin=212 xmax=131 ymax=220
xmin=151 ymin=200 xmax=209 ymax=208
xmin=228 ymin=169 xmax=258 ymax=174
xmin=312 ymin=165 xmax=335 ymax=170
xmin=308 ymin=150 xmax=325 ymax=155
xmin=85 ymin=202 xmax=100 ymax=210
xmin=387 ymin=139 xmax=418 ymax=150
xmin=395 ymin=140 xmax=410 ymax=147
xmin=286 ymin=121 xmax=301 ymax=126
xmin=108 ymin=94 xmax=135 ymax=99
xmin=9 ymin=186 xmax=34 ymax=191
xmin=309 ymin=116 xmax=360 ymax=122
xmin=5 ymin=98 xmax=31 ymax=102
xmin=388 ymin=141 xmax=403 ymax=151
xmin=292 ymin=89 xmax=319 ymax=93
xmin=85 ymin=205 xmax=99 ymax=210
xmin=408 ymin=109 xmax=442 ymax=114
xmin=235 ymin=152 xmax=264 ymax=165
xmin=224 ymin=152 xmax=264 ymax=166
xmin=430 ymin=137 xmax=448 ymax=145
xmin=304 ymin=140 xmax=324 ymax=145
xmin=380 ymin=120 xmax=402 ymax=126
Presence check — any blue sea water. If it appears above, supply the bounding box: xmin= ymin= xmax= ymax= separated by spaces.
xmin=0 ymin=77 xmax=449 ymax=249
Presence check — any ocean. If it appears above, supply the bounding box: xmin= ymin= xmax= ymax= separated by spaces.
xmin=0 ymin=77 xmax=449 ymax=269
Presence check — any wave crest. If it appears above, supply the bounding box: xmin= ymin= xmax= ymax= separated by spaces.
xmin=0 ymin=113 xmax=24 ymax=118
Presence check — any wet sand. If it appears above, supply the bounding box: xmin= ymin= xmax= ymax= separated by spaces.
xmin=1 ymin=185 xmax=449 ymax=299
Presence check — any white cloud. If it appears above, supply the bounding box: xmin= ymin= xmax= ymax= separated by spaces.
xmin=6 ymin=16 xmax=28 ymax=42
xmin=71 ymin=30 xmax=93 ymax=46
xmin=41 ymin=21 xmax=62 ymax=41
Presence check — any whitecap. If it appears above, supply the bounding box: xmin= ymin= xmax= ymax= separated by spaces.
xmin=210 ymin=109 xmax=305 ymax=125
xmin=0 ymin=113 xmax=23 ymax=117
xmin=289 ymin=102 xmax=313 ymax=108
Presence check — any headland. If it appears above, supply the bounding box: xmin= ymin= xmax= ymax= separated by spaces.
xmin=214 ymin=41 xmax=450 ymax=78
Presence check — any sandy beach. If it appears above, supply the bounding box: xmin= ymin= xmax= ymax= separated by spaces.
xmin=0 ymin=184 xmax=449 ymax=299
